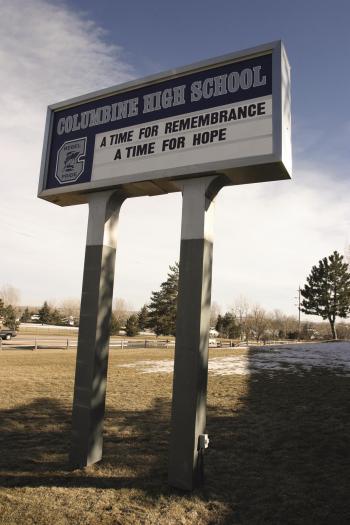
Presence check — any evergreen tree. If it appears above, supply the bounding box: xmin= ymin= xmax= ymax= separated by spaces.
xmin=216 ymin=312 xmax=239 ymax=338
xmin=50 ymin=308 xmax=62 ymax=325
xmin=224 ymin=312 xmax=240 ymax=339
xmin=300 ymin=251 xmax=350 ymax=339
xmin=3 ymin=305 xmax=18 ymax=330
xmin=20 ymin=307 xmax=31 ymax=323
xmin=215 ymin=314 xmax=226 ymax=336
xmin=38 ymin=301 xmax=52 ymax=325
xmin=147 ymin=263 xmax=179 ymax=336
xmin=125 ymin=314 xmax=139 ymax=337
xmin=0 ymin=298 xmax=4 ymax=320
xmin=109 ymin=312 xmax=122 ymax=335
xmin=138 ymin=305 xmax=149 ymax=331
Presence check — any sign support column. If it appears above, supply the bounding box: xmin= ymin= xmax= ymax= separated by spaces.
xmin=69 ymin=190 xmax=125 ymax=468
xmin=168 ymin=175 xmax=224 ymax=490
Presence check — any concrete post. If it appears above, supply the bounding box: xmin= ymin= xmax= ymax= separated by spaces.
xmin=69 ymin=190 xmax=125 ymax=468
xmin=168 ymin=175 xmax=224 ymax=491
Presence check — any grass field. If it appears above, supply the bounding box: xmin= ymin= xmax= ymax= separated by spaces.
xmin=0 ymin=345 xmax=349 ymax=524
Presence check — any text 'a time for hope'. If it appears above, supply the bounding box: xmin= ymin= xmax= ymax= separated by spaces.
xmin=98 ymin=101 xmax=266 ymax=160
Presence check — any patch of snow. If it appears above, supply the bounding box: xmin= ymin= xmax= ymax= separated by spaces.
xmin=119 ymin=342 xmax=350 ymax=376
xmin=121 ymin=360 xmax=174 ymax=374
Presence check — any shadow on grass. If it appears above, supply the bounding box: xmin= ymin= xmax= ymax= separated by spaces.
xmin=0 ymin=360 xmax=350 ymax=524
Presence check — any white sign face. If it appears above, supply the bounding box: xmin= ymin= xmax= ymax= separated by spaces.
xmin=92 ymin=96 xmax=273 ymax=182
xmin=38 ymin=41 xmax=291 ymax=206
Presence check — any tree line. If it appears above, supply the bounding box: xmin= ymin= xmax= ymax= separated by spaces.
xmin=2 ymin=250 xmax=350 ymax=340
xmin=116 ymin=250 xmax=350 ymax=341
xmin=0 ymin=295 xmax=81 ymax=330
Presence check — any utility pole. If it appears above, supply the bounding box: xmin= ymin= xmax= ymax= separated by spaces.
xmin=294 ymin=287 xmax=301 ymax=341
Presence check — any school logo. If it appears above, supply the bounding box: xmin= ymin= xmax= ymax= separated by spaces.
xmin=55 ymin=137 xmax=87 ymax=184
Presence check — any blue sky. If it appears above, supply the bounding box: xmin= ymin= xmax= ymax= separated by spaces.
xmin=66 ymin=0 xmax=350 ymax=173
xmin=1 ymin=0 xmax=350 ymax=316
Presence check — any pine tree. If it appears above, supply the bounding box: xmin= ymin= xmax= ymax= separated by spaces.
xmin=300 ymin=251 xmax=350 ymax=339
xmin=50 ymin=308 xmax=62 ymax=325
xmin=215 ymin=314 xmax=224 ymax=335
xmin=38 ymin=301 xmax=52 ymax=325
xmin=20 ymin=307 xmax=31 ymax=323
xmin=224 ymin=312 xmax=240 ymax=339
xmin=147 ymin=263 xmax=179 ymax=336
xmin=0 ymin=298 xmax=4 ymax=322
xmin=125 ymin=314 xmax=139 ymax=337
xmin=138 ymin=305 xmax=149 ymax=331
xmin=215 ymin=312 xmax=239 ymax=338
xmin=3 ymin=305 xmax=18 ymax=330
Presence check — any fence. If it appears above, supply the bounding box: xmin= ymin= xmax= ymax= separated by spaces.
xmin=1 ymin=337 xmax=236 ymax=351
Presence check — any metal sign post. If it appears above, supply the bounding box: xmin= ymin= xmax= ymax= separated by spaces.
xmin=169 ymin=175 xmax=225 ymax=490
xmin=69 ymin=190 xmax=125 ymax=468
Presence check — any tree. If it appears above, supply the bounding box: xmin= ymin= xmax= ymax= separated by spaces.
xmin=0 ymin=285 xmax=20 ymax=307
xmin=215 ymin=314 xmax=224 ymax=335
xmin=233 ymin=296 xmax=250 ymax=341
xmin=138 ymin=305 xmax=149 ymax=331
xmin=3 ymin=305 xmax=18 ymax=330
xmin=247 ymin=305 xmax=269 ymax=342
xmin=112 ymin=297 xmax=129 ymax=327
xmin=147 ymin=263 xmax=179 ymax=336
xmin=225 ymin=313 xmax=240 ymax=339
xmin=125 ymin=314 xmax=139 ymax=337
xmin=50 ymin=308 xmax=62 ymax=325
xmin=109 ymin=313 xmax=122 ymax=335
xmin=60 ymin=298 xmax=80 ymax=319
xmin=215 ymin=312 xmax=239 ymax=338
xmin=210 ymin=301 xmax=221 ymax=327
xmin=300 ymin=251 xmax=350 ymax=339
xmin=20 ymin=307 xmax=31 ymax=323
xmin=38 ymin=301 xmax=52 ymax=325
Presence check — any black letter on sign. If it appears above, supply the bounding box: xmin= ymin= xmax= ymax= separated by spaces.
xmin=114 ymin=149 xmax=122 ymax=160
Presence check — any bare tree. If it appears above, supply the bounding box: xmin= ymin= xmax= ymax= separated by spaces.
xmin=210 ymin=301 xmax=221 ymax=327
xmin=247 ymin=305 xmax=270 ymax=342
xmin=0 ymin=285 xmax=20 ymax=307
xmin=270 ymin=309 xmax=286 ymax=339
xmin=60 ymin=298 xmax=80 ymax=318
xmin=113 ymin=297 xmax=131 ymax=326
xmin=284 ymin=315 xmax=299 ymax=339
xmin=232 ymin=295 xmax=250 ymax=341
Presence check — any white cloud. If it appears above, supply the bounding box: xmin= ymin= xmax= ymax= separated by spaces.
xmin=1 ymin=0 xmax=349 ymax=316
xmin=0 ymin=0 xmax=133 ymax=305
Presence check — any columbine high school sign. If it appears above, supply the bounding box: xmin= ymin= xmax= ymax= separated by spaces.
xmin=38 ymin=41 xmax=290 ymax=205
xmin=38 ymin=41 xmax=291 ymax=491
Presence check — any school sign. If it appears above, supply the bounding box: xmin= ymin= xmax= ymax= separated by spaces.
xmin=38 ymin=41 xmax=291 ymax=205
xmin=38 ymin=41 xmax=291 ymax=491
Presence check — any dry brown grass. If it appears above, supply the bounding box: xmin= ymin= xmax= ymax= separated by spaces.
xmin=0 ymin=347 xmax=349 ymax=524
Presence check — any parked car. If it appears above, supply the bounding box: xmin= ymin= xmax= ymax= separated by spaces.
xmin=0 ymin=329 xmax=17 ymax=340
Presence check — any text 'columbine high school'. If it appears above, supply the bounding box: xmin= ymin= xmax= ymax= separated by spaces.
xmin=56 ymin=65 xmax=267 ymax=135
